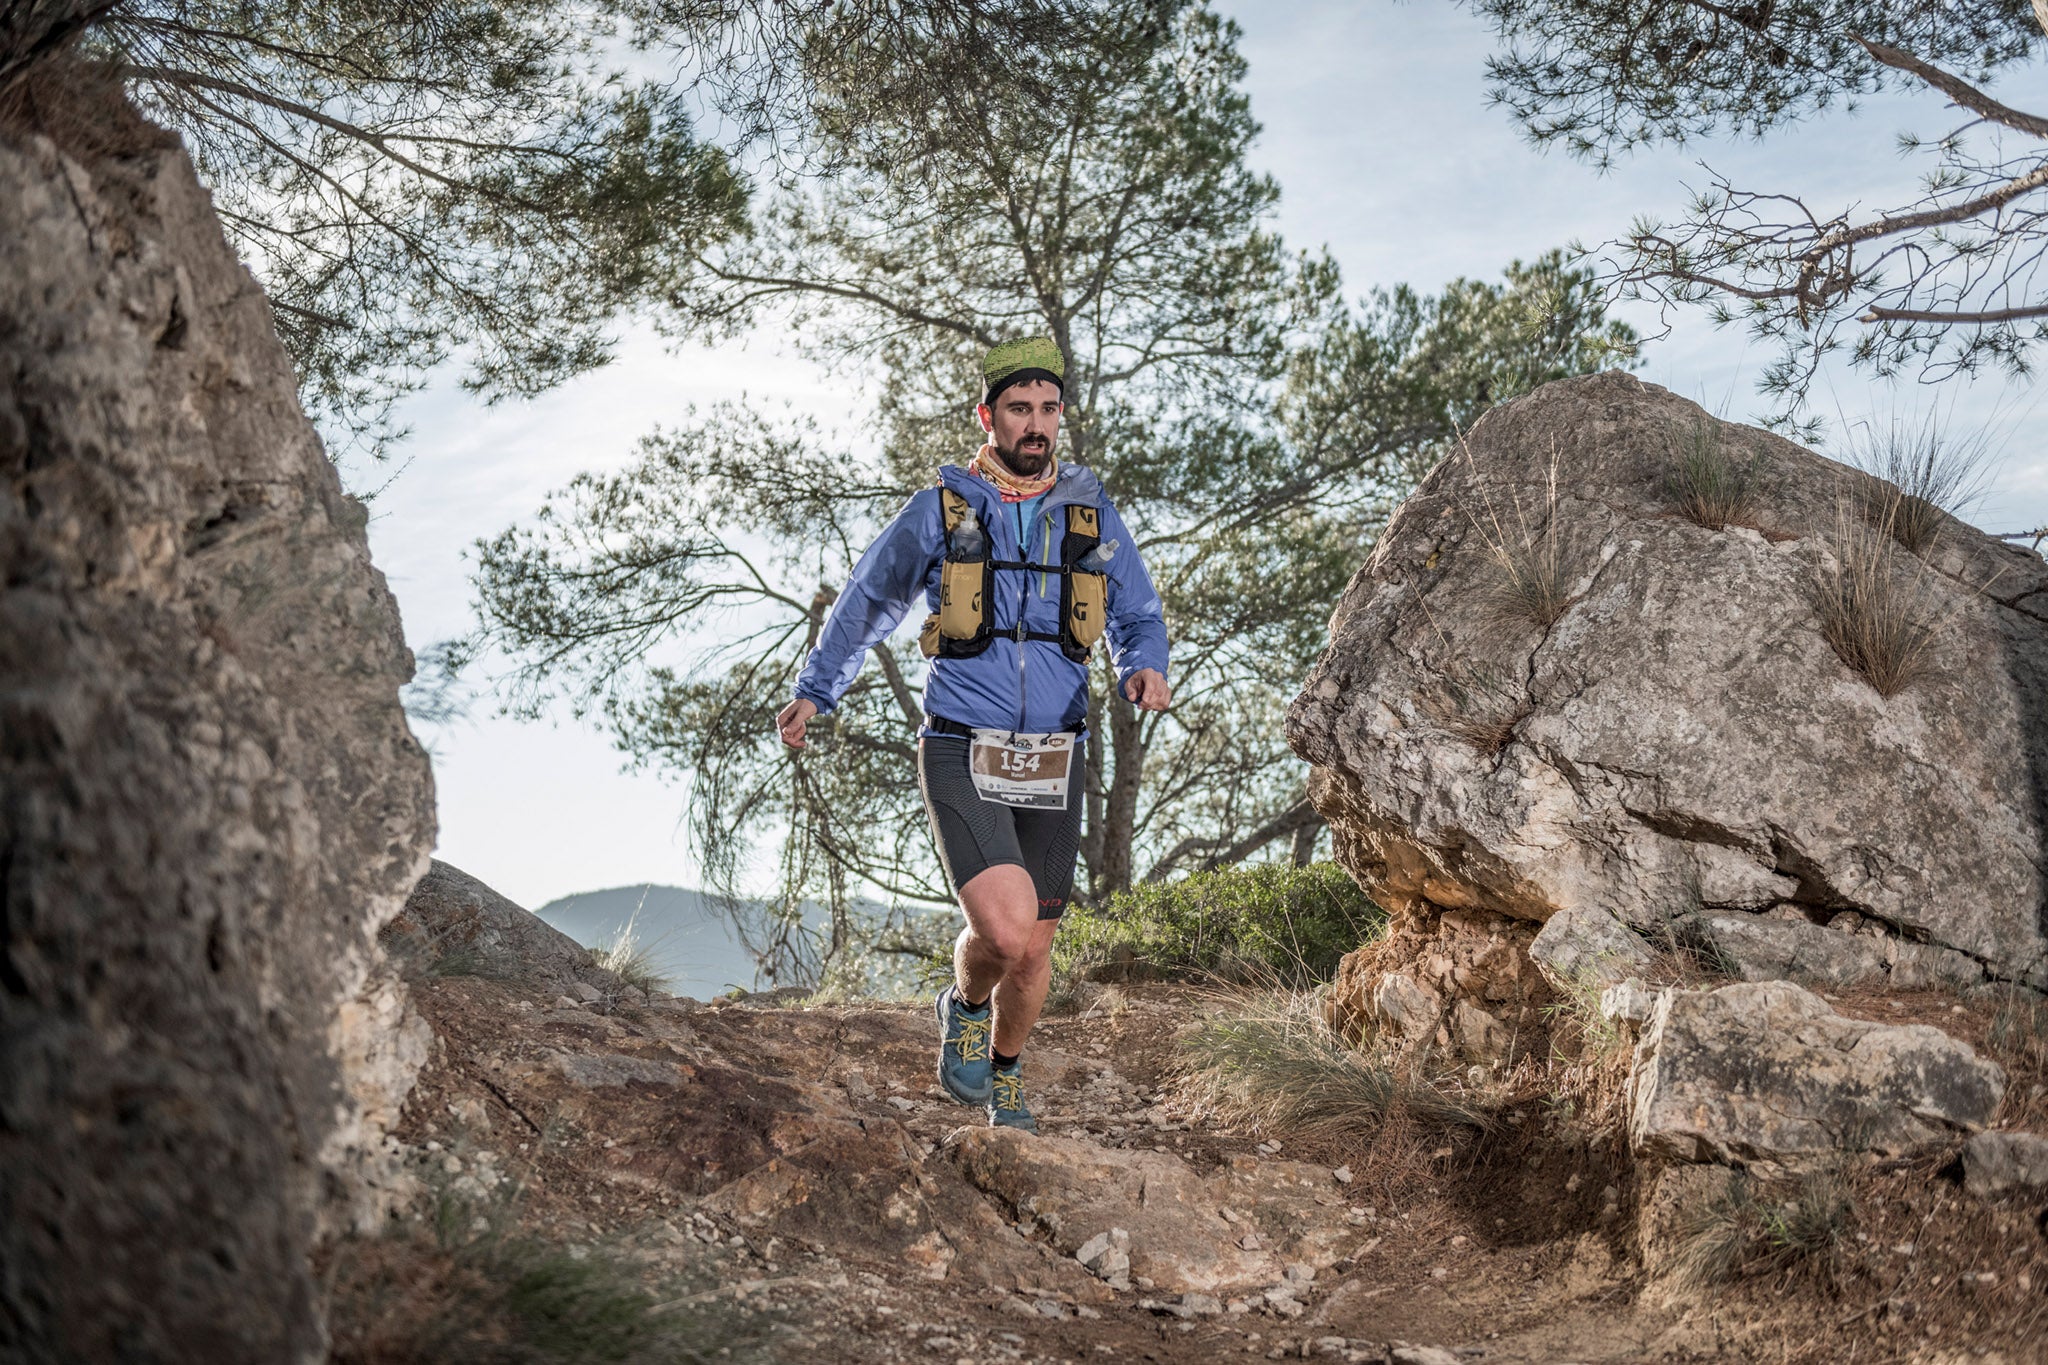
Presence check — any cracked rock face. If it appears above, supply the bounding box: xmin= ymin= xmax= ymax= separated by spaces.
xmin=1289 ymin=372 xmax=2048 ymax=1054
xmin=948 ymin=1129 xmax=1354 ymax=1295
xmin=1630 ymin=981 xmax=2004 ymax=1170
xmin=0 ymin=75 xmax=433 ymax=1362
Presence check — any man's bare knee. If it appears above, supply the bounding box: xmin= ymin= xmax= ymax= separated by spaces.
xmin=968 ymin=925 xmax=1034 ymax=973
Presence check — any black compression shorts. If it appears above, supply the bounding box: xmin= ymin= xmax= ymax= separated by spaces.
xmin=917 ymin=735 xmax=1083 ymax=920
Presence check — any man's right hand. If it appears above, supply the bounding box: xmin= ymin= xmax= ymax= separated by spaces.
xmin=776 ymin=697 xmax=819 ymax=749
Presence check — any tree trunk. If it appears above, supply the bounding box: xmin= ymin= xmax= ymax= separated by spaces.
xmin=1290 ymin=817 xmax=1322 ymax=866
xmin=1096 ymin=687 xmax=1145 ymax=895
xmin=1081 ymin=676 xmax=1107 ymax=899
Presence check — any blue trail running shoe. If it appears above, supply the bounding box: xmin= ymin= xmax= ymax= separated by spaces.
xmin=987 ymin=1061 xmax=1036 ymax=1132
xmin=935 ymin=984 xmax=994 ymax=1104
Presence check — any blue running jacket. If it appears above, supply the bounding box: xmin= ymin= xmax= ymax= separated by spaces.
xmin=792 ymin=463 xmax=1170 ymax=735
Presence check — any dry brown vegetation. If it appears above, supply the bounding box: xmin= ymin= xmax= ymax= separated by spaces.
xmin=324 ymin=1191 xmax=776 ymax=1365
xmin=1664 ymin=414 xmax=1767 ymax=532
xmin=1465 ymin=446 xmax=1584 ymax=631
xmin=1417 ymin=659 xmax=1533 ymax=757
xmin=1809 ymin=502 xmax=1951 ymax=697
xmin=1847 ymin=411 xmax=1994 ymax=556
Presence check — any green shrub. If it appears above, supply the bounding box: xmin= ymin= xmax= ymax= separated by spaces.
xmin=1054 ymin=861 xmax=1385 ymax=987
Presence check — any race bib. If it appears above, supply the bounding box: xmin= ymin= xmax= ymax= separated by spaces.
xmin=969 ymin=730 xmax=1076 ymax=809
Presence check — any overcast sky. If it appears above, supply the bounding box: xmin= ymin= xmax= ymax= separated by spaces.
xmin=358 ymin=2 xmax=2048 ymax=911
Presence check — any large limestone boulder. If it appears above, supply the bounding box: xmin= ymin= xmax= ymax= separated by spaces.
xmin=0 ymin=71 xmax=433 ymax=1362
xmin=1288 ymin=371 xmax=2048 ymax=1055
xmin=1629 ymin=981 xmax=2004 ymax=1171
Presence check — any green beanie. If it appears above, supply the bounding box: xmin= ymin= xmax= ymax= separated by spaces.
xmin=981 ymin=336 xmax=1065 ymax=406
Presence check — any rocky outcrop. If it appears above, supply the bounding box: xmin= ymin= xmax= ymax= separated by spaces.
xmin=949 ymin=1129 xmax=1355 ymax=1295
xmin=1629 ymin=981 xmax=2004 ymax=1171
xmin=1289 ymin=371 xmax=2048 ymax=1056
xmin=0 ymin=70 xmax=433 ymax=1363
xmin=385 ymin=859 xmax=626 ymax=998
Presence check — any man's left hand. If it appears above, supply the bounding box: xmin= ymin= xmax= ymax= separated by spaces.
xmin=1124 ymin=668 xmax=1170 ymax=712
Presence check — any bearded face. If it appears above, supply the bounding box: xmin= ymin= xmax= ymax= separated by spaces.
xmin=981 ymin=378 xmax=1062 ymax=475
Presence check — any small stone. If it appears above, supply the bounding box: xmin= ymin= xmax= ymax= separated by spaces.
xmin=1033 ymin=1298 xmax=1065 ymax=1318
xmin=1964 ymin=1130 xmax=2048 ymax=1198
xmin=553 ymin=995 xmax=579 ymax=1010
xmin=570 ymin=981 xmax=602 ymax=1002
xmin=1282 ymin=1262 xmax=1316 ymax=1285
xmin=1181 ymin=1292 xmax=1224 ymax=1316
xmin=1331 ymin=1166 xmax=1353 ymax=1184
xmin=1239 ymin=1232 xmax=1263 ymax=1251
xmin=888 ymin=1096 xmax=916 ymax=1112
xmin=1429 ymin=1267 xmax=1448 ymax=1280
xmin=1134 ymin=1275 xmax=1155 ymax=1291
xmin=1390 ymin=1347 xmax=1461 ymax=1365
xmin=1075 ymin=1232 xmax=1112 ymax=1266
xmin=922 ymin=1336 xmax=959 ymax=1351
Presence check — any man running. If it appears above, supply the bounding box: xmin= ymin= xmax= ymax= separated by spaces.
xmin=775 ymin=337 xmax=1170 ymax=1132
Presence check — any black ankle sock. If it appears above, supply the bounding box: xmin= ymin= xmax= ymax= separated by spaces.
xmin=992 ymin=1049 xmax=1019 ymax=1070
xmin=960 ymin=991 xmax=990 ymax=1013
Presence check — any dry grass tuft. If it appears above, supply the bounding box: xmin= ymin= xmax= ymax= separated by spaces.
xmin=1665 ymin=414 xmax=1766 ymax=531
xmin=1418 ymin=658 xmax=1532 ymax=756
xmin=328 ymin=1185 xmax=775 ymax=1364
xmin=590 ymin=910 xmax=673 ymax=997
xmin=1668 ymin=1168 xmax=1857 ymax=1295
xmin=1809 ymin=503 xmax=1950 ymax=698
xmin=1847 ymin=410 xmax=1994 ymax=555
xmin=1465 ymin=445 xmax=1583 ymax=630
xmin=1177 ymin=986 xmax=1490 ymax=1151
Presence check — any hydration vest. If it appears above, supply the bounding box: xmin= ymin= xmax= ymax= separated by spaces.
xmin=919 ymin=486 xmax=1108 ymax=663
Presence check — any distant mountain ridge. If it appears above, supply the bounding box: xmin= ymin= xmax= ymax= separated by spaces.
xmin=537 ymin=884 xmax=759 ymax=998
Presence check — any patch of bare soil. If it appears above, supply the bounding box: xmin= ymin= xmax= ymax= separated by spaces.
xmin=326 ymin=976 xmax=2048 ymax=1364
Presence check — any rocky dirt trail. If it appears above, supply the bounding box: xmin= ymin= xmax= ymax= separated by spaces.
xmin=333 ymin=865 xmax=2048 ymax=1365
xmin=375 ymin=971 xmax=1697 ymax=1365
